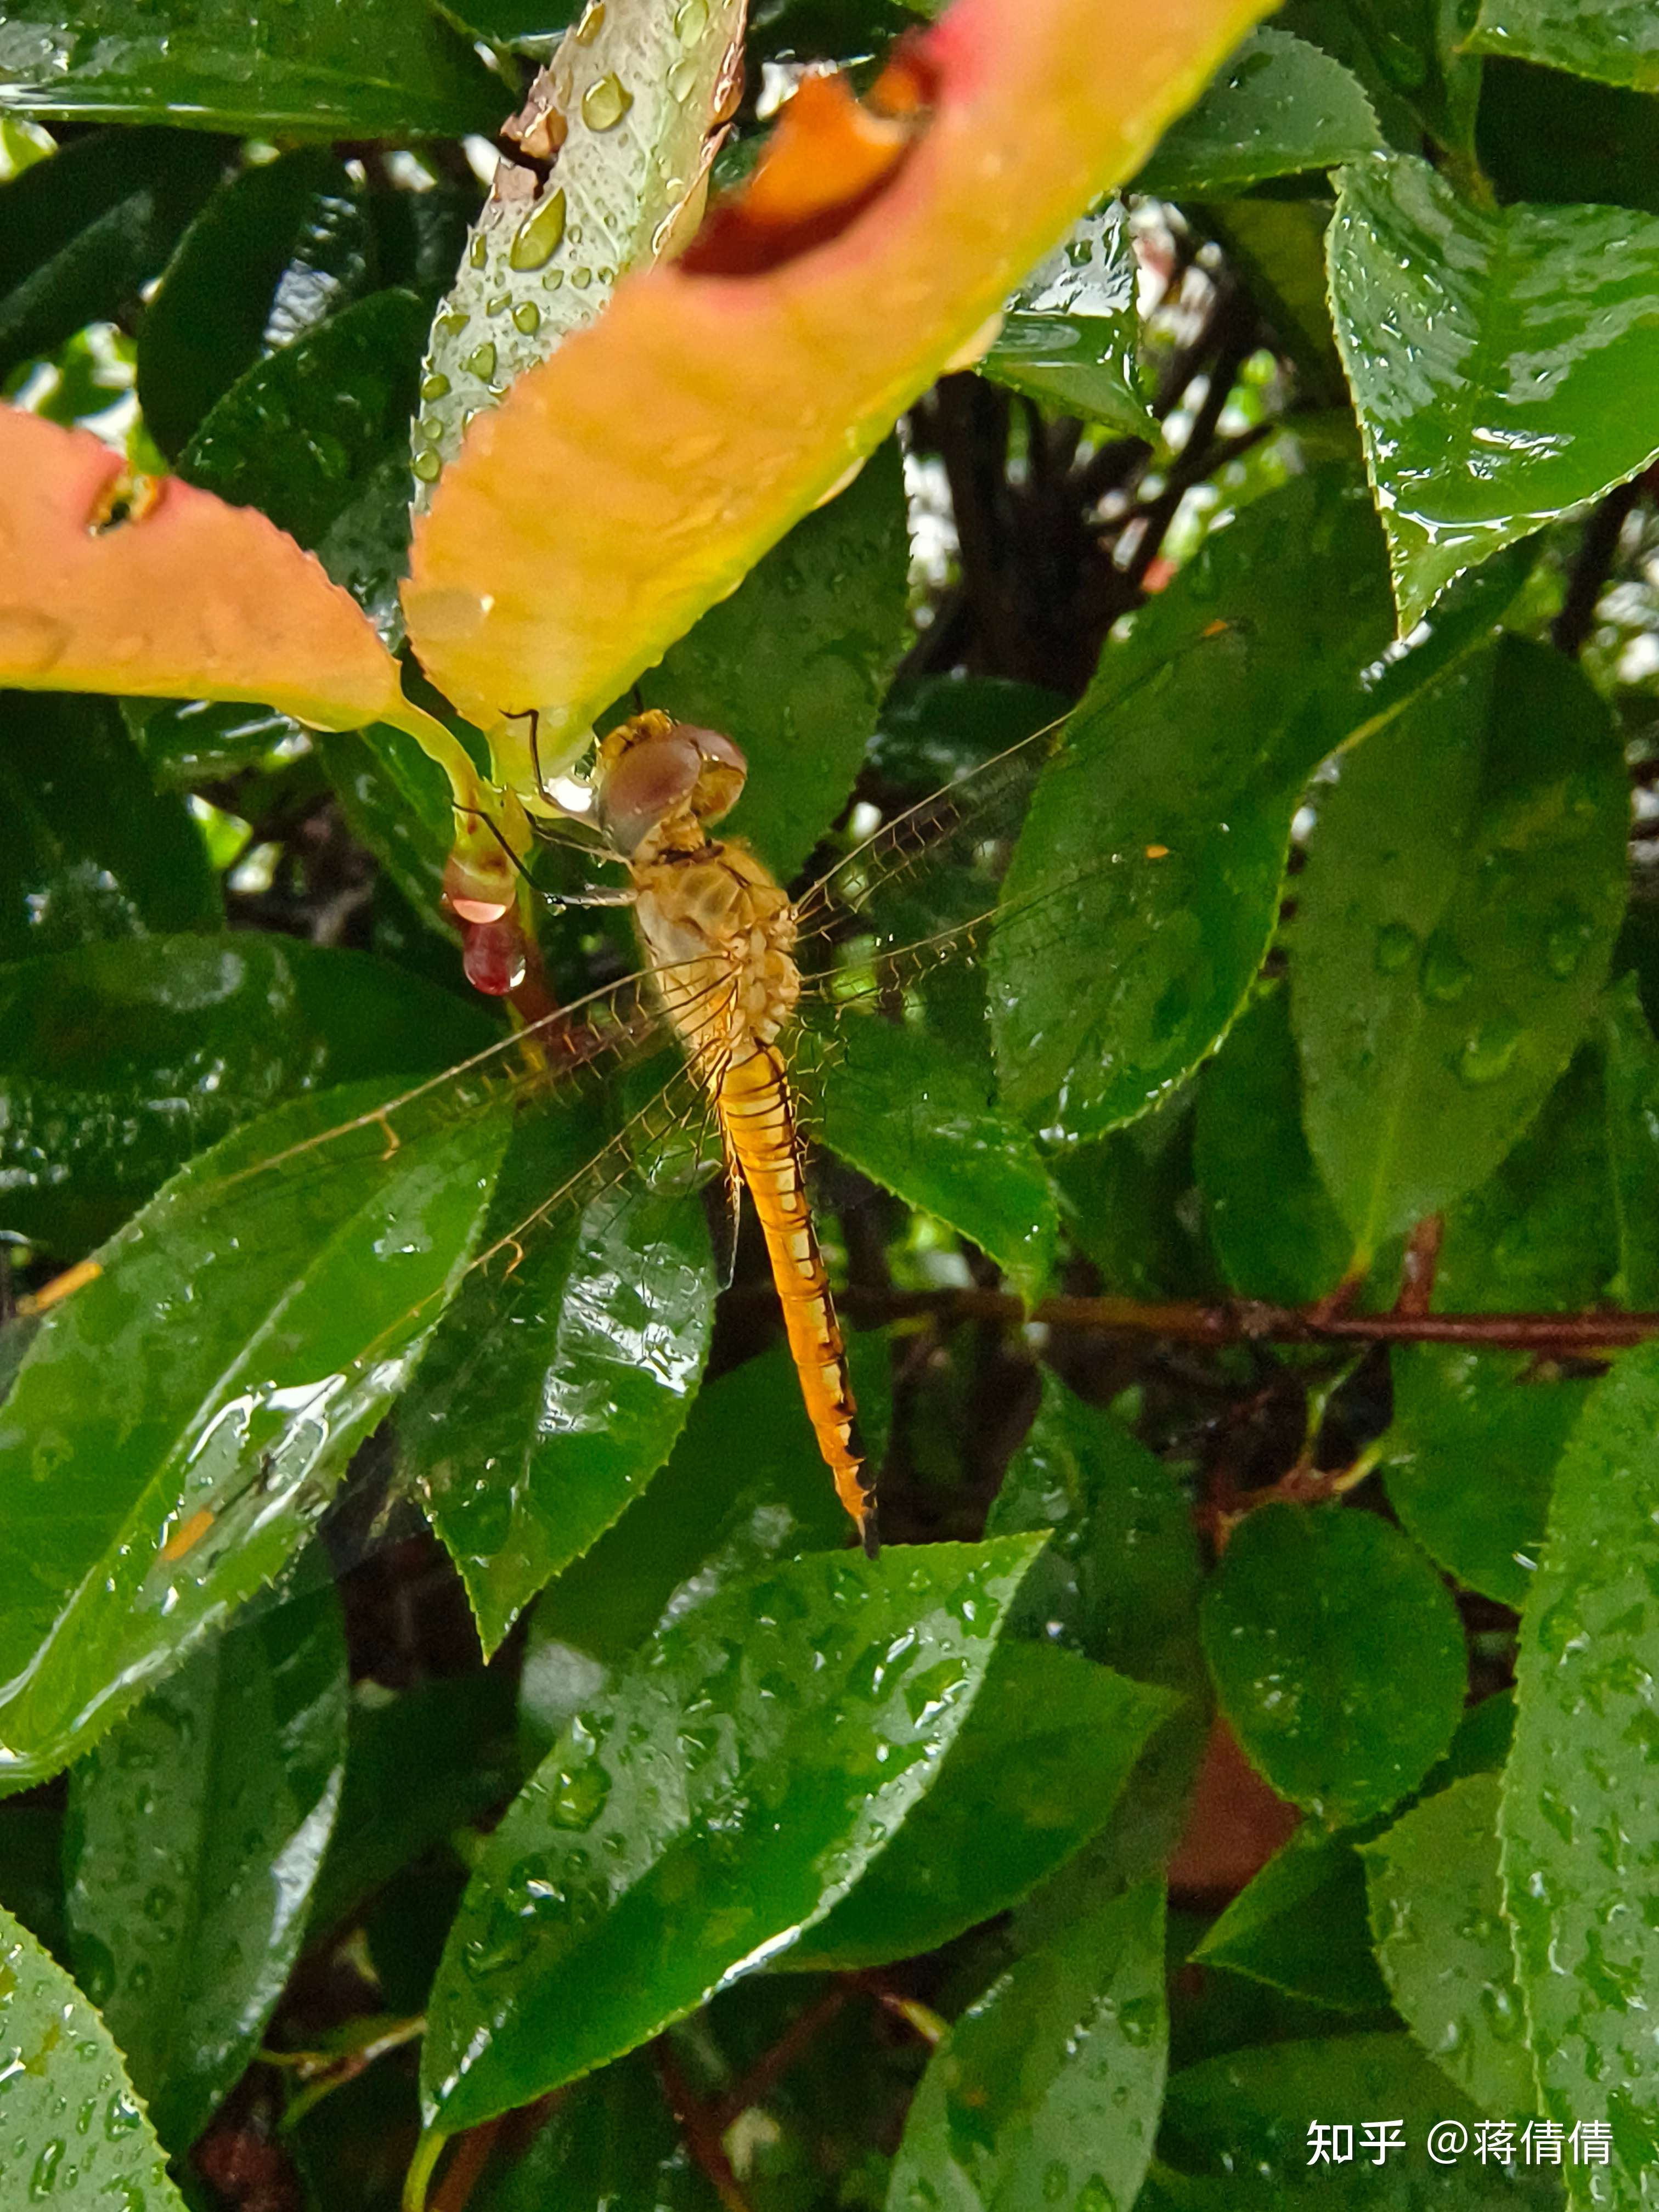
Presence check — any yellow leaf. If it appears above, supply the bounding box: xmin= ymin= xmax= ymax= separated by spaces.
xmin=404 ymin=0 xmax=1274 ymax=751
xmin=0 ymin=405 xmax=405 ymax=733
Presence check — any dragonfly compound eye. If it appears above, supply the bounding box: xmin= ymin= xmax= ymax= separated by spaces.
xmin=598 ymin=726 xmax=704 ymax=850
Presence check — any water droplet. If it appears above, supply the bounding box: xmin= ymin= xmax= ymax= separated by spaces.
xmin=1420 ymin=933 xmax=1472 ymax=1005
xmin=141 ymin=1883 xmax=174 ymax=1922
xmin=1544 ymin=899 xmax=1592 ymax=979
xmin=413 ymin=448 xmax=443 ymax=483
xmin=469 ymin=233 xmax=488 ymax=268
xmin=1374 ymin=921 xmax=1417 ymax=974
xmin=1043 ymin=2160 xmax=1069 ymax=2202
xmin=420 ymin=370 xmax=450 ymax=400
xmin=549 ymin=1757 xmax=611 ymax=1829
xmin=544 ymin=268 xmax=565 ymax=290
xmin=572 ymin=266 xmax=593 ymax=290
xmin=1459 ymin=1014 xmax=1522 ymax=1087
xmin=30 ymin=2140 xmax=64 ymax=2199
xmin=509 ymin=186 xmax=567 ymax=271
xmin=574 ymin=0 xmax=605 ymax=38
xmin=674 ymin=0 xmax=707 ymax=39
xmin=76 ymin=1941 xmax=115 ymax=2007
xmin=0 ymin=607 xmax=69 ymax=674
xmin=484 ymin=291 xmax=510 ymax=317
xmin=436 ymin=311 xmax=468 ymax=338
xmin=463 ymin=342 xmax=498 ymax=381
xmin=1118 ymin=1995 xmax=1159 ymax=2047
xmin=462 ymin=1903 xmax=533 ymax=1980
xmin=667 ymin=55 xmax=699 ymax=101
xmin=581 ymin=74 xmax=633 ymax=131
xmin=104 ymin=2090 xmax=141 ymax=2141
xmin=1074 ymin=2177 xmax=1117 ymax=2212
xmin=512 ymin=301 xmax=541 ymax=335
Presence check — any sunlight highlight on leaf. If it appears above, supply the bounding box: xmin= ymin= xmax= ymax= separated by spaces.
xmin=403 ymin=0 xmax=1278 ymax=752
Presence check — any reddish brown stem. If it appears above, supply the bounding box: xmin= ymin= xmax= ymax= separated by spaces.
xmin=838 ymin=1285 xmax=1659 ymax=1354
xmin=711 ymin=1982 xmax=856 ymax=2131
xmin=655 ymin=2040 xmax=753 ymax=2212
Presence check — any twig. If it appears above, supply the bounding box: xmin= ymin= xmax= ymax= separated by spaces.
xmin=430 ymin=2121 xmax=502 ymax=2212
xmin=1551 ymin=473 xmax=1649 ymax=657
xmin=837 ymin=1284 xmax=1659 ymax=1353
xmin=1395 ymin=1216 xmax=1443 ymax=1320
xmin=655 ymin=2039 xmax=753 ymax=2212
xmin=712 ymin=1981 xmax=856 ymax=2130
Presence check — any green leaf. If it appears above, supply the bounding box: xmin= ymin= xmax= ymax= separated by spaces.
xmin=987 ymin=1373 xmax=1210 ymax=1901
xmin=1383 ymin=1348 xmax=1584 ymax=1610
xmin=309 ymin=1668 xmax=522 ymax=1940
xmin=1600 ymin=974 xmax=1659 ymax=1306
xmin=405 ymin=1096 xmax=715 ymax=1660
xmin=1194 ymin=984 xmax=1352 ymax=1306
xmin=1134 ymin=27 xmax=1382 ymax=197
xmin=0 ymin=933 xmax=495 ymax=1251
xmin=1278 ymin=0 xmax=1484 ymax=163
xmin=885 ymin=1879 xmax=1167 ymax=2212
xmin=518 ymin=1334 xmax=885 ymax=1757
xmin=1477 ymin=59 xmax=1659 ymax=217
xmin=1159 ymin=2031 xmax=1561 ymax=2207
xmin=1201 ymin=198 xmax=1348 ymax=408
xmin=0 ymin=0 xmax=505 ymax=135
xmin=980 ymin=198 xmax=1154 ymax=441
xmin=0 ymin=1899 xmax=189 ymax=2211
xmin=64 ymin=1584 xmax=348 ymax=2151
xmin=1052 ymin=1085 xmax=1217 ymax=1302
xmin=639 ymin=439 xmax=911 ymax=883
xmin=988 ymin=466 xmax=1395 ymax=1143
xmin=1365 ymin=1773 xmax=1537 ymax=2119
xmin=180 ymin=288 xmax=427 ymax=629
xmin=470 ymin=2050 xmax=721 ymax=2212
xmin=821 ymin=1013 xmax=1058 ymax=1302
xmin=0 ymin=1805 xmax=66 ymax=1961
xmin=315 ymin=722 xmax=459 ymax=929
xmin=137 ymin=149 xmax=377 ymax=460
xmin=1292 ymin=639 xmax=1627 ymax=1259
xmin=421 ymin=1537 xmax=1043 ymax=2132
xmin=414 ymin=0 xmax=744 ymax=502
xmin=1329 ymin=154 xmax=1659 ymax=627
xmin=0 ymin=691 xmax=219 ymax=968
xmin=0 ymin=1076 xmax=507 ymax=1793
xmin=1201 ymin=1503 xmax=1466 ymax=1825
xmin=789 ymin=1642 xmax=1171 ymax=1972
xmin=1434 ymin=1048 xmax=1618 ymax=1314
xmin=1502 ymin=1340 xmax=1659 ymax=2186
xmin=0 ymin=127 xmax=227 ymax=381
xmin=121 ymin=694 xmax=303 ymax=786
xmin=1194 ymin=1825 xmax=1391 ymax=2012
xmin=1467 ymin=0 xmax=1659 ymax=92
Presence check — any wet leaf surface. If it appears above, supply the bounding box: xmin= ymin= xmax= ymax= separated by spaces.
xmin=979 ymin=198 xmax=1153 ymax=441
xmin=64 ymin=1584 xmax=348 ymax=2152
xmin=1468 ymin=0 xmax=1659 ymax=92
xmin=0 ymin=1899 xmax=188 ymax=2211
xmin=1201 ymin=1503 xmax=1466 ymax=1826
xmin=1329 ymin=154 xmax=1659 ymax=627
xmin=1502 ymin=1341 xmax=1659 ymax=2189
xmin=0 ymin=404 xmax=405 ymax=731
xmin=406 ymin=1094 xmax=716 ymax=1660
xmin=1158 ymin=2032 xmax=1561 ymax=2206
xmin=0 ymin=0 xmax=505 ymax=135
xmin=415 ymin=0 xmax=746 ymax=506
xmin=0 ymin=933 xmax=495 ymax=1252
xmin=822 ymin=1012 xmax=1058 ymax=1302
xmin=470 ymin=2049 xmax=721 ymax=2212
xmin=0 ymin=690 xmax=218 ymax=968
xmin=989 ymin=467 xmax=1394 ymax=1144
xmin=1194 ymin=1824 xmax=1391 ymax=2012
xmin=421 ymin=1536 xmax=1042 ymax=2131
xmin=137 ymin=149 xmax=379 ymax=460
xmin=1599 ymin=974 xmax=1659 ymax=1306
xmin=0 ymin=127 xmax=228 ymax=382
xmin=517 ymin=1334 xmax=885 ymax=1758
xmin=403 ymin=0 xmax=1276 ymax=744
xmin=0 ymin=1077 xmax=507 ymax=1793
xmin=1365 ymin=1772 xmax=1538 ymax=2119
xmin=789 ymin=1641 xmax=1171 ymax=1971
xmin=1292 ymin=639 xmax=1627 ymax=1260
xmin=1194 ymin=984 xmax=1351 ymax=1306
xmin=1383 ymin=1347 xmax=1582 ymax=1609
xmin=1134 ymin=26 xmax=1382 ymax=197
xmin=885 ymin=1878 xmax=1167 ymax=2212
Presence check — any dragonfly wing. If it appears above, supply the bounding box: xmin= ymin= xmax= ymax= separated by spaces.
xmin=397 ymin=1047 xmax=719 ymax=1658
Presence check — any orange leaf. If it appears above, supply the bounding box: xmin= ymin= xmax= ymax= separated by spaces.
xmin=0 ymin=406 xmax=405 ymax=733
xmin=404 ymin=0 xmax=1273 ymax=749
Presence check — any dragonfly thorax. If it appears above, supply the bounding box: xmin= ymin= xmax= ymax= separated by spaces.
xmin=633 ymin=833 xmax=801 ymax=1076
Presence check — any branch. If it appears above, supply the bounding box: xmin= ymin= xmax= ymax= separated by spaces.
xmin=839 ymin=1285 xmax=1659 ymax=1354
xmin=654 ymin=2039 xmax=753 ymax=2212
xmin=1551 ymin=471 xmax=1650 ymax=657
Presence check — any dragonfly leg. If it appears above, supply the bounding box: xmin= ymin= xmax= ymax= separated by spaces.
xmin=373 ymin=1109 xmax=400 ymax=1160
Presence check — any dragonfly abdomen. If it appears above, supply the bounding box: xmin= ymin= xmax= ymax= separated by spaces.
xmin=718 ymin=1045 xmax=873 ymax=1551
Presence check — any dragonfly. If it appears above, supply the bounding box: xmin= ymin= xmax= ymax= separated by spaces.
xmin=0 ymin=690 xmax=1114 ymax=1781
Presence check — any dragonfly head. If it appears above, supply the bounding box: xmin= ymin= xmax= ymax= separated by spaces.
xmin=596 ymin=712 xmax=748 ymax=851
